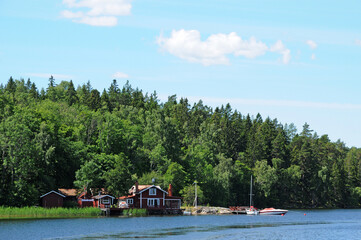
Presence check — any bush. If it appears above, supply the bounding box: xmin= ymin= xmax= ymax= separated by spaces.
xmin=122 ymin=208 xmax=147 ymax=217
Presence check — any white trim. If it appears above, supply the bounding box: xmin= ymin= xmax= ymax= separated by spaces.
xmin=82 ymin=199 xmax=94 ymax=202
xmin=147 ymin=198 xmax=160 ymax=207
xmin=94 ymin=194 xmax=115 ymax=199
xmin=163 ymin=192 xmax=165 ymax=206
xmin=40 ymin=190 xmax=66 ymax=198
xmin=140 ymin=192 xmax=142 ymax=208
xmin=138 ymin=185 xmax=168 ymax=194
xmin=149 ymin=188 xmax=156 ymax=195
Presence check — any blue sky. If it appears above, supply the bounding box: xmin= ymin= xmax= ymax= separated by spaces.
xmin=1 ymin=0 xmax=361 ymax=147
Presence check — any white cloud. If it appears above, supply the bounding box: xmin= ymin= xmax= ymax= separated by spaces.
xmin=75 ymin=16 xmax=118 ymax=26
xmin=311 ymin=53 xmax=316 ymax=60
xmin=112 ymin=72 xmax=129 ymax=78
xmin=306 ymin=40 xmax=318 ymax=49
xmin=27 ymin=73 xmax=74 ymax=79
xmin=157 ymin=29 xmax=290 ymax=66
xmin=270 ymin=40 xmax=291 ymax=64
xmin=61 ymin=0 xmax=132 ymax=26
xmin=355 ymin=39 xmax=361 ymax=46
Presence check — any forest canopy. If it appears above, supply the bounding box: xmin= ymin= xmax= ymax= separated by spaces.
xmin=0 ymin=76 xmax=361 ymax=208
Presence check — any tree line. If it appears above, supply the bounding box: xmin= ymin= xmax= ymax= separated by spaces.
xmin=0 ymin=76 xmax=360 ymax=208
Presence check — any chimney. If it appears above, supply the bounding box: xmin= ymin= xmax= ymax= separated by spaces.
xmin=135 ymin=181 xmax=139 ymax=193
xmin=168 ymin=184 xmax=173 ymax=196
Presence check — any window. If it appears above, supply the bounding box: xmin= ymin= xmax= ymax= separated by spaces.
xmin=149 ymin=188 xmax=156 ymax=195
xmin=102 ymin=199 xmax=110 ymax=204
xmin=147 ymin=198 xmax=159 ymax=207
xmin=127 ymin=199 xmax=133 ymax=205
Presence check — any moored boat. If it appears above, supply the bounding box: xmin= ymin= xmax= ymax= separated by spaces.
xmin=246 ymin=206 xmax=259 ymax=215
xmin=259 ymin=208 xmax=288 ymax=215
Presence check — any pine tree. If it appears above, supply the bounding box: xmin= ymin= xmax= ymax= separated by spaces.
xmin=67 ymin=80 xmax=78 ymax=106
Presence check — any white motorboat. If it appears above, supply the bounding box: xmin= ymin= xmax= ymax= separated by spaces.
xmin=259 ymin=208 xmax=288 ymax=215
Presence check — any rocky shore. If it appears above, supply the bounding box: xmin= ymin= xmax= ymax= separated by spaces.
xmin=188 ymin=206 xmax=232 ymax=215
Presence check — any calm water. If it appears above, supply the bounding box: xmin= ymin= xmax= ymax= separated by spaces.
xmin=1 ymin=209 xmax=361 ymax=239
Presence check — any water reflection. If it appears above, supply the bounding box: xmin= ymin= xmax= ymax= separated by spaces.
xmin=75 ymin=221 xmax=332 ymax=239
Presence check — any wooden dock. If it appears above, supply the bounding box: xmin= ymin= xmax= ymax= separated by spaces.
xmin=229 ymin=206 xmax=248 ymax=214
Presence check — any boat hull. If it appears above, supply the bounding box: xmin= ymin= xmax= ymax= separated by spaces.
xmin=246 ymin=209 xmax=259 ymax=215
xmin=259 ymin=208 xmax=288 ymax=215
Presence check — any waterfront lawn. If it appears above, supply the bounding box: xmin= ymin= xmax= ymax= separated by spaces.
xmin=0 ymin=206 xmax=102 ymax=219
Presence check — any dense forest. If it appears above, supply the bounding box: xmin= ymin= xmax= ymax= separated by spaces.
xmin=0 ymin=76 xmax=361 ymax=208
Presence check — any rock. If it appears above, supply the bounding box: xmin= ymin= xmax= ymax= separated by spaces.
xmin=218 ymin=207 xmax=232 ymax=214
xmin=191 ymin=206 xmax=232 ymax=215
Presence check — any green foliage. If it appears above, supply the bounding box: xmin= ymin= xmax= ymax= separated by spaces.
xmin=180 ymin=184 xmax=204 ymax=206
xmin=103 ymin=153 xmax=133 ymax=196
xmin=0 ymin=77 xmax=359 ymax=209
xmin=164 ymin=162 xmax=186 ymax=196
xmin=122 ymin=208 xmax=147 ymax=216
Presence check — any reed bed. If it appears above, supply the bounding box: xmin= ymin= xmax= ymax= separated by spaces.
xmin=122 ymin=208 xmax=147 ymax=217
xmin=0 ymin=206 xmax=101 ymax=219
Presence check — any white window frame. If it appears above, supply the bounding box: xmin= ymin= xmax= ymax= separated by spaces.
xmin=102 ymin=199 xmax=110 ymax=204
xmin=127 ymin=199 xmax=133 ymax=205
xmin=149 ymin=188 xmax=156 ymax=195
xmin=147 ymin=198 xmax=159 ymax=207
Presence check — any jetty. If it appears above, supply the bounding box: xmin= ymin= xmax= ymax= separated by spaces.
xmin=229 ymin=206 xmax=248 ymax=214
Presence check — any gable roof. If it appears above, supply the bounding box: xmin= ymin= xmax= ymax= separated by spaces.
xmin=40 ymin=190 xmax=66 ymax=198
xmin=138 ymin=185 xmax=168 ymax=194
xmin=58 ymin=188 xmax=78 ymax=197
xmin=93 ymin=194 xmax=115 ymax=200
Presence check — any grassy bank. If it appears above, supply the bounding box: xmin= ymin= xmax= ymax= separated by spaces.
xmin=0 ymin=206 xmax=102 ymax=219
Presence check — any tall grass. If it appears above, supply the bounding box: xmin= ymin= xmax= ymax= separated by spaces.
xmin=122 ymin=208 xmax=147 ymax=217
xmin=0 ymin=206 xmax=101 ymax=219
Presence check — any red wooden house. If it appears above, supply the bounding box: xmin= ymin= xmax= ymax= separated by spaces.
xmin=40 ymin=188 xmax=115 ymax=209
xmin=118 ymin=182 xmax=182 ymax=211
xmin=40 ymin=190 xmax=66 ymax=208
xmin=93 ymin=195 xmax=115 ymax=208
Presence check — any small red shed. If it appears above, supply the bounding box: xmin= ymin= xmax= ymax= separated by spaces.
xmin=77 ymin=191 xmax=95 ymax=208
xmin=93 ymin=195 xmax=115 ymax=208
xmin=40 ymin=190 xmax=66 ymax=208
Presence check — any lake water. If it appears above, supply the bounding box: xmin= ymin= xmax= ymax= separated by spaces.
xmin=1 ymin=209 xmax=361 ymax=239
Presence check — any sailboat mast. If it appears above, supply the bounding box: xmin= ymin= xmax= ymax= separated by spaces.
xmin=249 ymin=175 xmax=253 ymax=207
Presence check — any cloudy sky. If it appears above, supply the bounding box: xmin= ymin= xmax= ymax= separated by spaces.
xmin=1 ymin=0 xmax=361 ymax=147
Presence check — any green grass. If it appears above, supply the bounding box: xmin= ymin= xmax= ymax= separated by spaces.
xmin=0 ymin=206 xmax=102 ymax=219
xmin=122 ymin=208 xmax=147 ymax=217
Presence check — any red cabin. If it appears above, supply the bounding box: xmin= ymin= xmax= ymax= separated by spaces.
xmin=93 ymin=195 xmax=115 ymax=208
xmin=40 ymin=190 xmax=66 ymax=208
xmin=118 ymin=182 xmax=182 ymax=210
xmin=77 ymin=191 xmax=95 ymax=207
